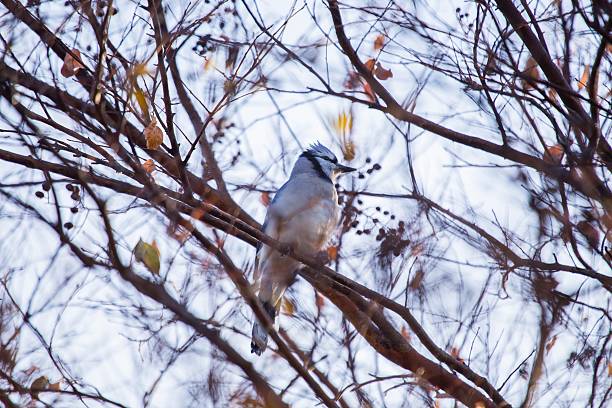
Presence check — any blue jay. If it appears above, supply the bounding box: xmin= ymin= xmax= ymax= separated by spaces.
xmin=251 ymin=142 xmax=355 ymax=355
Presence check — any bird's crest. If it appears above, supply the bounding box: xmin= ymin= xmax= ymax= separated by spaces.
xmin=302 ymin=142 xmax=337 ymax=162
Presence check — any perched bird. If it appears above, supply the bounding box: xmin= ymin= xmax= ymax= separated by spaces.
xmin=251 ymin=142 xmax=355 ymax=355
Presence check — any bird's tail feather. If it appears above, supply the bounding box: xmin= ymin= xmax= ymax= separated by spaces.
xmin=251 ymin=300 xmax=276 ymax=356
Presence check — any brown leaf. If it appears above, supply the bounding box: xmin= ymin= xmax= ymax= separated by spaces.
xmin=144 ymin=121 xmax=163 ymax=150
xmin=260 ymin=191 xmax=270 ymax=206
xmin=60 ymin=49 xmax=84 ymax=78
xmin=374 ymin=62 xmax=393 ymax=80
xmin=577 ymin=64 xmax=590 ymax=90
xmin=191 ymin=207 xmax=206 ymax=220
xmin=543 ymin=144 xmax=564 ymax=164
xmin=373 ymin=34 xmax=385 ymax=50
xmin=409 ymin=270 xmax=424 ymax=290
xmin=450 ymin=346 xmax=464 ymax=363
xmin=608 ymin=361 xmax=612 ymax=376
xmin=142 ymin=159 xmax=155 ymax=173
xmin=48 ymin=382 xmax=61 ymax=391
xmin=522 ymin=56 xmax=540 ymax=90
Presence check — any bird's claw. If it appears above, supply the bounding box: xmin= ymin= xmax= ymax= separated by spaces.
xmin=278 ymin=243 xmax=293 ymax=257
xmin=314 ymin=250 xmax=330 ymax=265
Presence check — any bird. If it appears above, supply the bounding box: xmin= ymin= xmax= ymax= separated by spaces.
xmin=251 ymin=142 xmax=356 ymax=355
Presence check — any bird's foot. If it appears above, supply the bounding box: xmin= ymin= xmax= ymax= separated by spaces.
xmin=278 ymin=242 xmax=294 ymax=257
xmin=314 ymin=250 xmax=330 ymax=265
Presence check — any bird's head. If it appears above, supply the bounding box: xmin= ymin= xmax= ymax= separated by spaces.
xmin=292 ymin=142 xmax=356 ymax=181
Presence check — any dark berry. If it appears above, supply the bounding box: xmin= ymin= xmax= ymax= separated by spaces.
xmin=64 ymin=222 xmax=73 ymax=229
xmin=365 ymin=157 xmax=371 ymax=163
xmin=35 ymin=191 xmax=44 ymax=198
xmin=373 ymin=163 xmax=381 ymax=170
xmin=70 ymin=207 xmax=78 ymax=214
xmin=66 ymin=184 xmax=74 ymax=191
xmin=42 ymin=181 xmax=51 ymax=191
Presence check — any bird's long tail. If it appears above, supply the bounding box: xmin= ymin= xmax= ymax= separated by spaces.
xmin=250 ymin=299 xmax=277 ymax=356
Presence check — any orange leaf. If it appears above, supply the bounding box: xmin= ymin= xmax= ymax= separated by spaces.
xmin=543 ymin=144 xmax=564 ymax=164
xmin=577 ymin=64 xmax=590 ymax=90
xmin=48 ymin=382 xmax=61 ymax=391
xmin=374 ymin=62 xmax=393 ymax=80
xmin=260 ymin=191 xmax=271 ymax=206
xmin=142 ymin=159 xmax=155 ymax=173
xmin=326 ymin=245 xmax=338 ymax=261
xmin=191 ymin=207 xmax=206 ymax=220
xmin=60 ymin=49 xmax=84 ymax=78
xmin=144 ymin=121 xmax=163 ymax=149
xmin=364 ymin=58 xmax=376 ymax=72
xmin=363 ymin=82 xmax=375 ymax=102
xmin=373 ymin=34 xmax=385 ymax=50
xmin=608 ymin=362 xmax=612 ymax=376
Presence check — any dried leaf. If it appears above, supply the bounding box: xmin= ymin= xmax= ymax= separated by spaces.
xmin=144 ymin=121 xmax=163 ymax=150
xmin=545 ymin=335 xmax=557 ymax=354
xmin=191 ymin=207 xmax=206 ymax=220
xmin=326 ymin=245 xmax=338 ymax=261
xmin=577 ymin=64 xmax=590 ymax=90
xmin=134 ymin=238 xmax=161 ymax=275
xmin=281 ymin=298 xmax=295 ymax=315
xmin=344 ymin=71 xmax=361 ymax=89
xmin=134 ymin=87 xmax=150 ymax=121
xmin=260 ymin=191 xmax=271 ymax=206
xmin=548 ymin=88 xmax=558 ymax=103
xmin=363 ymin=82 xmax=376 ymax=102
xmin=48 ymin=382 xmax=61 ymax=391
xmin=608 ymin=362 xmax=612 ymax=376
xmin=60 ymin=49 xmax=84 ymax=78
xmin=333 ymin=111 xmax=353 ymax=136
xmin=364 ymin=58 xmax=376 ymax=72
xmin=475 ymin=403 xmax=486 ymax=408
xmin=132 ymin=62 xmax=151 ymax=77
xmin=409 ymin=270 xmax=424 ymax=290
xmin=142 ymin=159 xmax=155 ymax=173
xmin=373 ymin=34 xmax=385 ymax=50
xmin=374 ymin=62 xmax=393 ymax=80
xmin=31 ymin=376 xmax=49 ymax=391
xmin=543 ymin=144 xmax=564 ymax=164
xmin=522 ymin=56 xmax=540 ymax=90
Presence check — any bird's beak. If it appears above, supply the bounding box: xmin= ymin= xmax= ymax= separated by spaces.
xmin=336 ymin=164 xmax=356 ymax=173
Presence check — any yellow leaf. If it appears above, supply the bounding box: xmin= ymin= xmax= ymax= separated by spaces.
xmin=142 ymin=159 xmax=155 ymax=173
xmin=134 ymin=238 xmax=161 ymax=275
xmin=373 ymin=34 xmax=385 ymax=50
xmin=333 ymin=111 xmax=353 ymax=136
xmin=134 ymin=87 xmax=150 ymax=121
xmin=577 ymin=64 xmax=590 ymax=90
xmin=281 ymin=298 xmax=295 ymax=315
xmin=144 ymin=121 xmax=163 ymax=150
xmin=132 ymin=62 xmax=151 ymax=77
